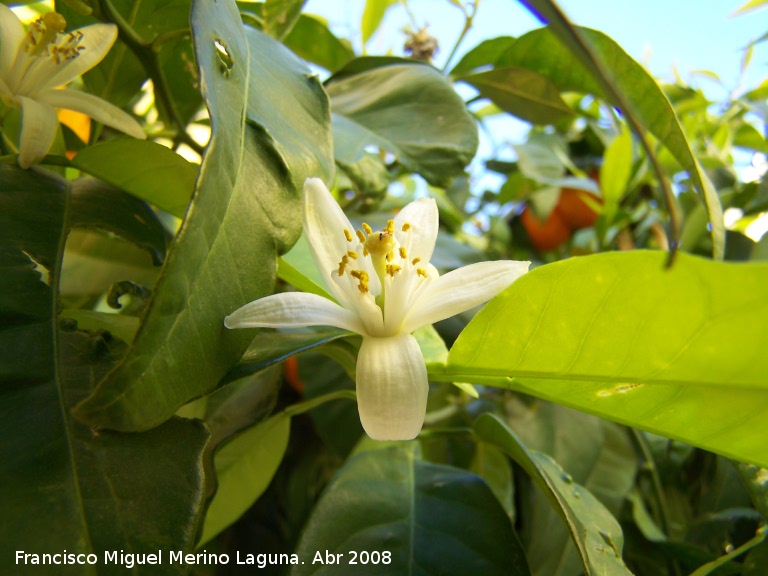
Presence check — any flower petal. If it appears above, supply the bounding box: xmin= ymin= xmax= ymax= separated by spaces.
xmin=40 ymin=24 xmax=117 ymax=91
xmin=17 ymin=95 xmax=58 ymax=168
xmin=0 ymin=5 xmax=24 ymax=81
xmin=224 ymin=292 xmax=364 ymax=334
xmin=36 ymin=88 xmax=145 ymax=139
xmin=303 ymin=177 xmax=359 ymax=308
xmin=356 ymin=334 xmax=429 ymax=440
xmin=394 ymin=197 xmax=438 ymax=263
xmin=402 ymin=260 xmax=530 ymax=334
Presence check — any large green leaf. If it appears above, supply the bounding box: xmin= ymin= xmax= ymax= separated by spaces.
xmin=447 ymin=251 xmax=768 ymax=466
xmin=291 ymin=443 xmax=530 ymax=576
xmin=326 ymin=62 xmax=478 ymax=186
xmin=498 ymin=12 xmax=724 ymax=258
xmin=73 ymin=0 xmax=333 ymax=431
xmin=0 ymin=165 xmax=209 ymax=575
xmin=474 ymin=414 xmax=633 ymax=576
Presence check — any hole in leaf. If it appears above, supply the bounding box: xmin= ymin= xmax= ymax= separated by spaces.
xmin=213 ymin=37 xmax=233 ymax=76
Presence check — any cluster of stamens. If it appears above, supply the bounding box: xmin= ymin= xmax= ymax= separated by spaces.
xmin=23 ymin=13 xmax=84 ymax=64
xmin=337 ymin=219 xmax=429 ymax=296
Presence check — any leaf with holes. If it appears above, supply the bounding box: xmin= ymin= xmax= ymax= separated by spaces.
xmin=73 ymin=0 xmax=334 ymax=431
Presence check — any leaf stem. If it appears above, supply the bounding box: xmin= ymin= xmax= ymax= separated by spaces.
xmin=441 ymin=1 xmax=480 ymax=74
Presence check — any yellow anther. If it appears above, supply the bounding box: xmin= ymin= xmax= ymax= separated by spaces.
xmin=412 ymin=257 xmax=421 ymax=265
xmin=347 ymin=250 xmax=358 ymax=259
xmin=385 ymin=219 xmax=395 ymax=234
xmin=362 ymin=223 xmax=373 ymax=235
xmin=341 ymin=255 xmax=349 ymax=263
xmin=363 ymin=246 xmax=369 ymax=257
xmin=344 ymin=229 xmax=353 ymax=242
xmin=386 ymin=264 xmax=402 ymax=277
xmin=338 ymin=260 xmax=347 ymax=275
xmin=386 ymin=251 xmax=394 ymax=262
xmin=356 ymin=230 xmax=366 ymax=243
xmin=399 ymin=247 xmax=408 ymax=259
xmin=417 ymin=268 xmax=428 ymax=278
xmin=401 ymin=222 xmax=411 ymax=232
xmin=350 ymin=270 xmax=369 ymax=293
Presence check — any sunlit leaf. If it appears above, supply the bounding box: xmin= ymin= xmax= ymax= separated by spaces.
xmin=361 ymin=0 xmax=399 ymax=45
xmin=447 ymin=251 xmax=768 ymax=467
xmin=599 ymin=126 xmax=633 ymax=218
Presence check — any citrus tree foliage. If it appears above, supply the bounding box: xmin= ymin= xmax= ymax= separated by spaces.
xmin=1 ymin=0 xmax=767 ymax=575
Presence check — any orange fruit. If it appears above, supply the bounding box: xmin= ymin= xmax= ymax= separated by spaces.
xmin=556 ymin=187 xmax=602 ymax=229
xmin=521 ymin=206 xmax=571 ymax=252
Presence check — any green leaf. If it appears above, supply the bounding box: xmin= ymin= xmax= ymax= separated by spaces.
xmin=459 ymin=66 xmax=574 ymax=125
xmin=279 ymin=232 xmax=335 ymax=299
xmin=327 ymin=62 xmax=478 ymax=185
xmin=291 ymin=443 xmax=530 ymax=576
xmin=72 ymin=140 xmax=198 ymax=218
xmin=449 ymin=36 xmax=516 ymax=76
xmin=61 ymin=309 xmax=141 ymax=343
xmin=198 ymin=413 xmax=290 ymax=545
xmin=263 ymin=0 xmax=307 ymax=40
xmin=731 ymin=0 xmax=768 ymax=16
xmin=285 ymin=14 xmax=355 ymax=72
xmin=0 ymin=166 xmax=209 ymax=573
xmin=735 ymin=462 xmax=768 ymax=521
xmin=499 ymin=14 xmax=724 ymax=258
xmin=474 ymin=414 xmax=633 ymax=576
xmin=73 ymin=0 xmax=334 ymax=431
xmin=220 ymin=328 xmax=349 ymax=386
xmin=448 ymin=250 xmax=768 ymax=467
xmin=600 ymin=126 xmax=633 ymax=219
xmin=199 ymin=390 xmax=356 ymax=545
xmin=470 ymin=442 xmax=515 ymax=517
xmin=60 ymin=230 xmax=160 ymax=300
xmin=690 ymin=525 xmax=767 ymax=576
xmin=505 ymin=400 xmax=637 ymax=576
xmin=361 ymin=0 xmax=399 ymax=45
xmin=69 ymin=176 xmax=168 ymax=265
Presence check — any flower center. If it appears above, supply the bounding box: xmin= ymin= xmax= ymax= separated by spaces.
xmin=337 ymin=220 xmax=429 ymax=308
xmin=23 ymin=12 xmax=84 ymax=64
